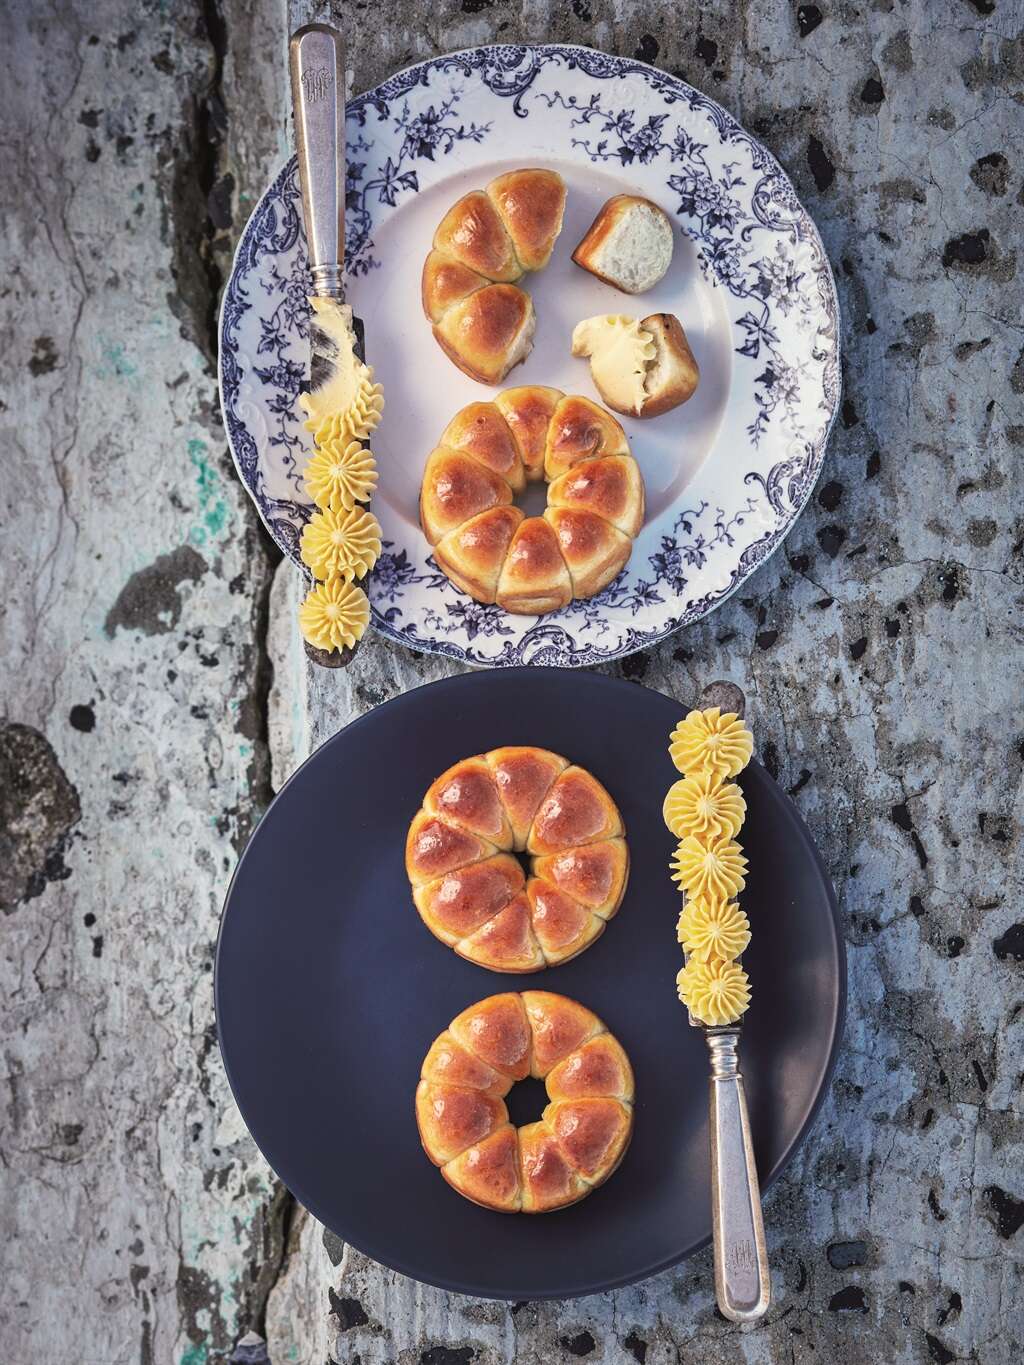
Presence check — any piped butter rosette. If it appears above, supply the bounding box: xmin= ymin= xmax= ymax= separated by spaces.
xmin=670 ymin=833 xmax=747 ymax=901
xmin=669 ymin=706 xmax=753 ymax=780
xmin=676 ymin=956 xmax=751 ymax=1028
xmin=302 ymin=377 xmax=384 ymax=447
xmin=298 ymin=577 xmax=370 ymax=653
xmin=677 ymin=896 xmax=751 ymax=963
xmin=663 ymin=769 xmax=745 ymax=841
xmin=304 ymin=438 xmax=378 ymax=513
xmin=666 ymin=704 xmax=755 ymax=1027
xmin=294 ymin=297 xmax=385 ymax=655
xmin=298 ymin=297 xmax=385 ymax=445
xmin=300 ymin=506 xmax=382 ymax=583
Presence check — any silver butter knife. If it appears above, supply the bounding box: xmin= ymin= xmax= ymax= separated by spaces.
xmin=688 ymin=681 xmax=771 ymax=1323
xmin=288 ymin=23 xmax=362 ymax=669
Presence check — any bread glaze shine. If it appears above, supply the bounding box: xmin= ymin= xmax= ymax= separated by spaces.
xmin=417 ymin=992 xmax=634 ymax=1212
xmin=422 ymin=169 xmax=566 ymax=383
xmin=421 ymin=387 xmax=646 ymax=615
xmin=406 ymin=747 xmax=629 ymax=972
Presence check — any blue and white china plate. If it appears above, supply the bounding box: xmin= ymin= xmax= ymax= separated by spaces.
xmin=220 ymin=44 xmax=840 ymax=667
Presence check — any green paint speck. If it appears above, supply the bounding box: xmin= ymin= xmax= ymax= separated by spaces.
xmin=97 ymin=337 xmax=138 ymax=380
xmin=187 ymin=439 xmax=229 ymax=542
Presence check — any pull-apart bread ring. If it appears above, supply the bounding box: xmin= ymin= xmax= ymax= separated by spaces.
xmin=406 ymin=747 xmax=629 ymax=971
xmin=421 ymin=387 xmax=646 ymax=614
xmin=422 ymin=169 xmax=567 ymax=383
xmin=417 ymin=991 xmax=634 ymax=1212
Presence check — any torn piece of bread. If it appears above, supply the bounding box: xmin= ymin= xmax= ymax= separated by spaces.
xmin=571 ymin=195 xmax=674 ymax=294
xmin=637 ymin=313 xmax=700 ymax=417
xmin=571 ymin=312 xmax=699 ymax=419
xmin=571 ymin=317 xmax=655 ymax=417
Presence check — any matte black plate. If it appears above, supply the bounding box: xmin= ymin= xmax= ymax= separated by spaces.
xmin=215 ymin=669 xmax=845 ymax=1300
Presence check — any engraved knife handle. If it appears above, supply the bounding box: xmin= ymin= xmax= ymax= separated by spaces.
xmin=289 ymin=24 xmax=345 ymax=298
xmin=707 ymin=1030 xmax=771 ymax=1322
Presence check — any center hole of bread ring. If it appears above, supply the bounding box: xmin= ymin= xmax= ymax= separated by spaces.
xmin=516 ymin=481 xmax=549 ymax=518
xmin=505 ymin=1074 xmax=548 ymax=1128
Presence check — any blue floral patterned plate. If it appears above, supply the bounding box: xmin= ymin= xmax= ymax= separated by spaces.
xmin=219 ymin=44 xmax=839 ymax=667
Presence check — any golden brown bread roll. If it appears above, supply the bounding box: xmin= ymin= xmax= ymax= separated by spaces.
xmin=442 ymin=1124 xmax=522 ymax=1213
xmin=407 ymin=749 xmax=628 ymax=971
xmin=495 ymin=385 xmax=561 ymax=479
xmin=413 ymin=854 xmax=524 ymax=945
xmin=486 ymin=746 xmax=568 ymax=848
xmin=450 ymin=993 xmax=533 ymax=1080
xmin=434 ymin=192 xmax=521 ymax=281
xmin=421 ymin=253 xmax=489 ymax=324
xmin=424 ymin=754 xmax=513 ymax=845
xmin=421 ymin=1030 xmax=511 ymax=1098
xmin=405 ymin=811 xmax=497 ymax=889
xmin=420 ymin=387 xmax=645 ymax=614
xmin=543 ymin=507 xmax=632 ymax=601
xmin=457 ymin=893 xmax=546 ymax=973
xmin=417 ymin=992 xmax=634 ymax=1212
xmin=433 ymin=284 xmax=536 ymax=387
xmin=488 ymin=169 xmax=566 ymax=271
xmin=533 ymin=838 xmax=630 ymax=919
xmin=496 ymin=517 xmax=573 ymax=616
xmin=526 ymin=879 xmax=602 ymax=967
xmin=522 ymin=990 xmax=603 ymax=1075
xmin=433 ymin=506 xmax=525 ymax=605
xmin=419 ymin=448 xmax=513 ymax=546
xmin=423 ymin=170 xmax=566 ymax=383
xmin=545 ymin=1032 xmax=634 ymax=1104
xmin=440 ymin=402 xmax=526 ymax=491
xmin=527 ymin=766 xmax=625 ymax=856
xmin=517 ymin=1121 xmax=587 ymax=1212
xmin=546 ymin=455 xmax=645 ymax=538
xmin=542 ymin=1097 xmax=632 ymax=1182
xmin=543 ymin=393 xmax=631 ymax=481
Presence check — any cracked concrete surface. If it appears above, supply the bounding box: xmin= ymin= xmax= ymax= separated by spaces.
xmin=1 ymin=0 xmax=1021 ymax=1363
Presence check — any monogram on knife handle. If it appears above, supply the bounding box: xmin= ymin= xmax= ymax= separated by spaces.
xmin=289 ymin=24 xmax=345 ymax=302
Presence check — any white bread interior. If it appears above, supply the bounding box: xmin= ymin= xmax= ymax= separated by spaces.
xmin=574 ymin=200 xmax=673 ymax=294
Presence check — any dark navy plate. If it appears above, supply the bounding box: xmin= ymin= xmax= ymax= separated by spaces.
xmin=215 ymin=669 xmax=845 ymax=1300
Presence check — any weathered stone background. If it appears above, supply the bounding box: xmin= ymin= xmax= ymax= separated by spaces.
xmin=1 ymin=1 xmax=1021 ymax=1362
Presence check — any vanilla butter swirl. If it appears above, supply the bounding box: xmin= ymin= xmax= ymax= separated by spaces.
xmin=295 ymin=297 xmax=384 ymax=654
xmin=298 ymin=577 xmax=370 ymax=653
xmin=676 ymin=957 xmax=751 ymax=1028
xmin=571 ymin=314 xmax=656 ymax=417
xmin=669 ymin=707 xmax=753 ymax=781
xmin=665 ymin=705 xmax=755 ymax=1026
xmin=300 ymin=506 xmax=382 ymax=583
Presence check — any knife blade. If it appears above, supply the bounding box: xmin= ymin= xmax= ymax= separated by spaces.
xmin=288 ymin=23 xmax=362 ymax=669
